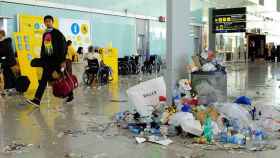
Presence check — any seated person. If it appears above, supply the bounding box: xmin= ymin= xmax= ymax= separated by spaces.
xmin=84 ymin=46 xmax=102 ymax=66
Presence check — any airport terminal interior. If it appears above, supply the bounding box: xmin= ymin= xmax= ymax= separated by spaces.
xmin=2 ymin=0 xmax=280 ymax=158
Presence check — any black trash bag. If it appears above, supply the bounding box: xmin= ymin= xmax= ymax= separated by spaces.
xmin=15 ymin=76 xmax=30 ymax=93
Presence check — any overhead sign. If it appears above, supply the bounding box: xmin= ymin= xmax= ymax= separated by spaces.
xmin=213 ymin=7 xmax=246 ymax=33
xmin=59 ymin=18 xmax=91 ymax=49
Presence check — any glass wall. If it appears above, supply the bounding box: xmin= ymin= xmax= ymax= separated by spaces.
xmin=0 ymin=2 xmax=136 ymax=57
xmin=36 ymin=0 xmax=166 ymax=17
xmin=149 ymin=21 xmax=166 ymax=57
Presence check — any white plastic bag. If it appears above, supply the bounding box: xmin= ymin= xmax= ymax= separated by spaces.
xmin=202 ymin=63 xmax=217 ymax=72
xmin=169 ymin=112 xmax=203 ymax=136
xmin=214 ymin=103 xmax=254 ymax=129
xmin=196 ymin=82 xmax=223 ymax=104
xmin=127 ymin=77 xmax=166 ymax=117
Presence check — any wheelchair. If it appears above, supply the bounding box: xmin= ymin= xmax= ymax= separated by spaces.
xmin=141 ymin=55 xmax=162 ymax=74
xmin=118 ymin=55 xmax=140 ymax=75
xmin=82 ymin=58 xmax=113 ymax=86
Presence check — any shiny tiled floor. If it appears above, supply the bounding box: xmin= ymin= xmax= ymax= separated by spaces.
xmin=0 ymin=62 xmax=280 ymax=158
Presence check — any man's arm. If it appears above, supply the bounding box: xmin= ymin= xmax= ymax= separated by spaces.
xmin=56 ymin=30 xmax=67 ymax=66
xmin=5 ymin=38 xmax=17 ymax=66
xmin=40 ymin=33 xmax=45 ymax=59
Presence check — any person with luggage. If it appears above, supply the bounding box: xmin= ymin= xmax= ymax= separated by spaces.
xmin=26 ymin=15 xmax=74 ymax=107
xmin=0 ymin=30 xmax=17 ymax=95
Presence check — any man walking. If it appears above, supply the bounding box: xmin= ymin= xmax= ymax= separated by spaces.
xmin=27 ymin=15 xmax=74 ymax=107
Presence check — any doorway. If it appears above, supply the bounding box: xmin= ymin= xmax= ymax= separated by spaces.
xmin=247 ymin=33 xmax=266 ymax=61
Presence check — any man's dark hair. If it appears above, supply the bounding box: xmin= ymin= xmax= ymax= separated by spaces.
xmin=44 ymin=15 xmax=54 ymax=22
xmin=66 ymin=40 xmax=72 ymax=46
xmin=88 ymin=46 xmax=94 ymax=53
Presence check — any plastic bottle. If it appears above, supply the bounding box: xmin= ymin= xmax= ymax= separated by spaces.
xmin=144 ymin=124 xmax=151 ymax=136
xmin=173 ymin=96 xmax=182 ymax=111
xmin=252 ymin=130 xmax=264 ymax=147
xmin=151 ymin=128 xmax=161 ymax=135
xmin=129 ymin=126 xmax=141 ymax=135
xmin=203 ymin=115 xmax=214 ymax=143
xmin=219 ymin=127 xmax=228 ymax=143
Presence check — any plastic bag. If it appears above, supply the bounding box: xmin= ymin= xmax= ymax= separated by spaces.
xmin=127 ymin=77 xmax=166 ymax=117
xmin=201 ymin=51 xmax=208 ymax=60
xmin=169 ymin=112 xmax=203 ymax=136
xmin=196 ymin=82 xmax=222 ymax=105
xmin=202 ymin=63 xmax=217 ymax=72
xmin=257 ymin=104 xmax=280 ymax=131
xmin=214 ymin=103 xmax=255 ymax=130
xmin=234 ymin=96 xmax=252 ymax=105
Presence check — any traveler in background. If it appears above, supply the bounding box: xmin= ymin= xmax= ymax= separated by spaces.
xmin=249 ymin=40 xmax=256 ymax=62
xmin=264 ymin=44 xmax=268 ymax=61
xmin=277 ymin=45 xmax=280 ymax=62
xmin=0 ymin=30 xmax=17 ymax=95
xmin=271 ymin=44 xmax=277 ymax=62
xmin=77 ymin=47 xmax=84 ymax=55
xmin=26 ymin=15 xmax=74 ymax=107
xmin=77 ymin=47 xmax=84 ymax=62
xmin=267 ymin=44 xmax=272 ymax=62
xmin=66 ymin=40 xmax=78 ymax=62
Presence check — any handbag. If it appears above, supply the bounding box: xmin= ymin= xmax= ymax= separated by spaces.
xmin=31 ymin=58 xmax=44 ymax=67
xmin=52 ymin=71 xmax=78 ymax=98
xmin=15 ymin=76 xmax=30 ymax=93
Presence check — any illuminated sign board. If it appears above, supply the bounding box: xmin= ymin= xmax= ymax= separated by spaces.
xmin=213 ymin=7 xmax=246 ymax=33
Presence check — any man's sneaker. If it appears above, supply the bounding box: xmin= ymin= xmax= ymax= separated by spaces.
xmin=66 ymin=95 xmax=74 ymax=103
xmin=26 ymin=99 xmax=40 ymax=108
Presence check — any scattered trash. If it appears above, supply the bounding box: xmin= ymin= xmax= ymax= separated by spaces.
xmin=63 ymin=129 xmax=86 ymax=137
xmin=169 ymin=112 xmax=203 ymax=136
xmin=57 ymin=132 xmax=64 ymax=138
xmin=64 ymin=153 xmax=76 ymax=158
xmin=64 ymin=153 xmax=85 ymax=158
xmin=234 ymin=96 xmax=252 ymax=106
xmin=148 ymin=135 xmax=173 ymax=146
xmin=135 ymin=137 xmax=146 ymax=144
xmin=3 ymin=142 xmax=33 ymax=153
xmin=81 ymin=112 xmax=90 ymax=115
xmin=93 ymin=153 xmax=109 ymax=158
xmin=110 ymin=99 xmax=128 ymax=103
xmin=135 ymin=136 xmax=173 ymax=146
xmin=115 ymin=74 xmax=278 ymax=153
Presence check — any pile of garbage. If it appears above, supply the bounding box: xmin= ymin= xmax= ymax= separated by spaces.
xmin=115 ymin=77 xmax=279 ymax=151
xmin=188 ymin=50 xmax=225 ymax=73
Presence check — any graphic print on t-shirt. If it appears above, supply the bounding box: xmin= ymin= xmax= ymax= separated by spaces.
xmin=44 ymin=33 xmax=53 ymax=56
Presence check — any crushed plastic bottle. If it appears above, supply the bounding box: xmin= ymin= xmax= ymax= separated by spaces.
xmin=173 ymin=96 xmax=182 ymax=111
xmin=203 ymin=115 xmax=214 ymax=143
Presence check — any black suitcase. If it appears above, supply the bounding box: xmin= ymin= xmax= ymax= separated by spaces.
xmin=15 ymin=76 xmax=30 ymax=93
xmin=31 ymin=58 xmax=43 ymax=67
